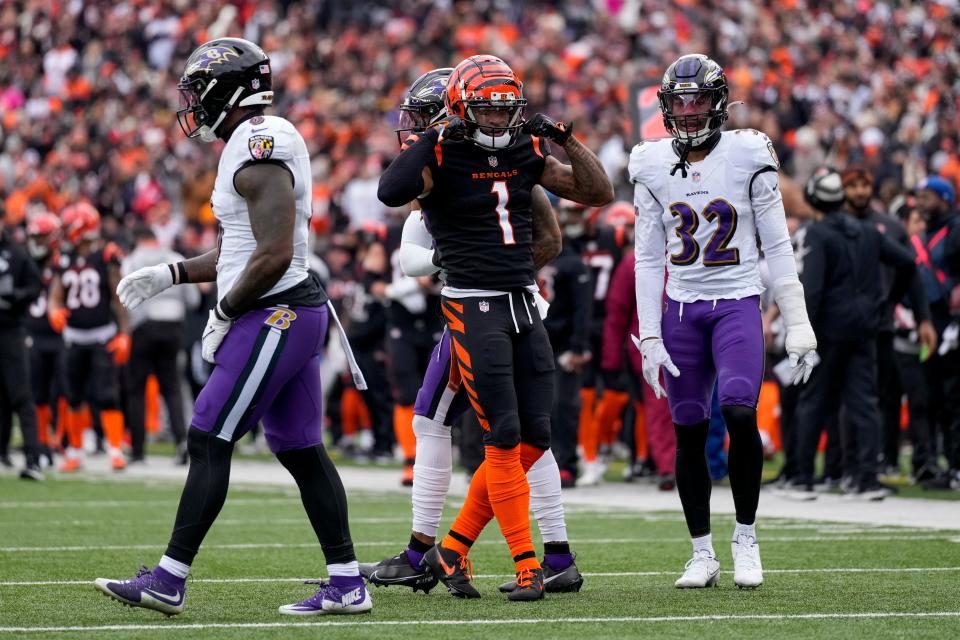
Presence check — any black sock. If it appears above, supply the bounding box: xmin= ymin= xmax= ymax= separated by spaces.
xmin=722 ymin=405 xmax=763 ymax=526
xmin=276 ymin=444 xmax=356 ymax=565
xmin=164 ymin=429 xmax=234 ymax=565
xmin=675 ymin=420 xmax=711 ymax=538
xmin=408 ymin=535 xmax=432 ymax=555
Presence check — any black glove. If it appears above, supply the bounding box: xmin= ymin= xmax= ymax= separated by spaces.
xmin=428 ymin=115 xmax=466 ymax=142
xmin=521 ymin=113 xmax=573 ymax=146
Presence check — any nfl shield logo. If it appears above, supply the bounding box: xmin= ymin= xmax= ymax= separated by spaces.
xmin=692 ymin=171 xmax=701 ymax=183
xmin=479 ymin=301 xmax=490 ymax=313
xmin=488 ymin=156 xmax=498 ymax=168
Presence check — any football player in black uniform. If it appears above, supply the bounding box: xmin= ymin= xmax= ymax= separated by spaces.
xmin=25 ymin=212 xmax=68 ymax=467
xmin=48 ymin=203 xmax=131 ymax=472
xmin=379 ymin=54 xmax=612 ymax=600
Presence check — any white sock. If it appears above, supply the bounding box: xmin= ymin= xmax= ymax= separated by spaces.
xmin=327 ymin=561 xmax=359 ymax=577
xmin=692 ymin=533 xmax=714 ymax=557
xmin=158 ymin=555 xmax=190 ymax=579
xmin=528 ymin=448 xmax=569 ymax=543
xmin=410 ymin=415 xmax=452 ymax=539
xmin=733 ymin=521 xmax=756 ymax=542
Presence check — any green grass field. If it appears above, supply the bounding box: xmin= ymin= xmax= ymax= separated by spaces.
xmin=1 ymin=476 xmax=959 ymax=639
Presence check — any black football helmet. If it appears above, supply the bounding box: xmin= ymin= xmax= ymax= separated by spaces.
xmin=177 ymin=38 xmax=273 ymax=142
xmin=658 ymin=54 xmax=729 ymax=148
xmin=804 ymin=166 xmax=845 ymax=213
xmin=396 ymin=68 xmax=453 ymax=146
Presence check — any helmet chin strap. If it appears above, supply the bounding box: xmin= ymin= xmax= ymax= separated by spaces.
xmin=200 ymin=86 xmax=245 ymax=142
xmin=670 ymin=130 xmax=721 ymax=178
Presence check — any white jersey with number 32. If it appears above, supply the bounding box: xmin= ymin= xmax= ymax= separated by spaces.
xmin=211 ymin=115 xmax=312 ymax=299
xmin=629 ymin=130 xmax=783 ymax=302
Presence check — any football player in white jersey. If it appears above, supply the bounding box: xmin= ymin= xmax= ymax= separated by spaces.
xmin=630 ymin=54 xmax=818 ymax=589
xmin=94 ymin=38 xmax=371 ymax=617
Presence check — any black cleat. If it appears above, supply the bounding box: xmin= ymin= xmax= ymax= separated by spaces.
xmin=506 ymin=568 xmax=545 ymax=601
xmin=359 ymin=551 xmax=438 ymax=593
xmin=499 ymin=553 xmax=584 ymax=593
xmin=422 ymin=544 xmax=480 ymax=599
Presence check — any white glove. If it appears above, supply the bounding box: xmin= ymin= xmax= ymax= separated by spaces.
xmin=631 ymin=335 xmax=679 ymax=400
xmin=774 ymin=279 xmax=818 ymax=385
xmin=201 ymin=309 xmax=232 ymax=364
xmin=116 ymin=264 xmax=174 ymax=311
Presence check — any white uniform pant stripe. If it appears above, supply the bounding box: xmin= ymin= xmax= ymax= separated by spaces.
xmin=217 ymin=327 xmax=283 ymax=442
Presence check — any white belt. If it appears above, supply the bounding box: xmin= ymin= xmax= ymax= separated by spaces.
xmin=64 ymin=323 xmax=117 ymax=346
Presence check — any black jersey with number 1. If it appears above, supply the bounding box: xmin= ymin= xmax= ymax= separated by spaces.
xmin=418 ymin=133 xmax=550 ymax=291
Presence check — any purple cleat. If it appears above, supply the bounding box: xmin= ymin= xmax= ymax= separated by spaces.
xmin=93 ymin=566 xmax=186 ymax=616
xmin=278 ymin=579 xmax=373 ymax=615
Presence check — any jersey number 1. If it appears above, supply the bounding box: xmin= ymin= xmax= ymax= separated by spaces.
xmin=669 ymin=199 xmax=740 ymax=267
xmin=492 ymin=181 xmax=516 ymax=245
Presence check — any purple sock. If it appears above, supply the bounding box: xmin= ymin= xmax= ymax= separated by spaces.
xmin=543 ymin=553 xmax=574 ymax=572
xmin=405 ymin=548 xmax=425 ymax=570
xmin=152 ymin=566 xmax=186 ymax=588
xmin=329 ymin=574 xmax=364 ymax=590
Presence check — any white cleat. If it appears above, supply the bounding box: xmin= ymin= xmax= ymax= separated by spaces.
xmin=578 ymin=461 xmax=605 ymax=487
xmin=674 ymin=550 xmax=720 ymax=588
xmin=731 ymin=533 xmax=763 ymax=589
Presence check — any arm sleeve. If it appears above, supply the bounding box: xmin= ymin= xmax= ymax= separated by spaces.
xmin=752 ymin=169 xmax=799 ymax=287
xmin=398 ymin=211 xmax=439 ymax=277
xmin=634 ymin=183 xmax=667 ymax=340
xmin=12 ymin=251 xmax=42 ymax=304
xmin=568 ymin=260 xmax=592 ymax=354
xmin=377 ymin=129 xmax=440 ymax=207
xmin=799 ymin=228 xmax=826 ymax=324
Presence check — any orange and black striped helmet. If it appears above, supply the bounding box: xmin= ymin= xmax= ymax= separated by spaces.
xmin=444 ymin=55 xmax=526 ymax=150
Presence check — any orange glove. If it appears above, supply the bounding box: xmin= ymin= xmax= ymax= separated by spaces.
xmin=48 ymin=307 xmax=70 ymax=333
xmin=106 ymin=333 xmax=131 ymax=366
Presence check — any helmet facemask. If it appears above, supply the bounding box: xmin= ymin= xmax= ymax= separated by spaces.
xmin=463 ymin=100 xmax=525 ymax=150
xmin=177 ymin=77 xmax=246 ymax=143
xmin=659 ymin=87 xmax=728 ymax=148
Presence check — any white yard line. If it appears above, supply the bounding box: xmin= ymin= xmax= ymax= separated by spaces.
xmin=1 ymin=534 xmax=957 ymax=554
xmin=2 ymin=612 xmax=959 ymax=633
xmin=5 ymin=566 xmax=960 ymax=587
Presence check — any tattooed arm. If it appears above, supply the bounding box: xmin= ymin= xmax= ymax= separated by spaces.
xmin=539 ymin=137 xmax=614 ymax=207
xmin=221 ymin=163 xmax=296 ymax=314
xmin=531 ymin=185 xmax=561 ymax=269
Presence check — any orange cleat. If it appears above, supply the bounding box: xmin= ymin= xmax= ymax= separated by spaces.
xmin=111 ymin=455 xmax=127 ymax=471
xmin=59 ymin=458 xmax=82 ymax=473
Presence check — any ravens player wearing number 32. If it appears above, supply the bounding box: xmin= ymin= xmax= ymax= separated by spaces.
xmin=379 ymin=54 xmax=613 ymax=601
xmin=630 ymin=54 xmax=819 ymax=590
xmin=93 ymin=37 xmax=371 ymax=617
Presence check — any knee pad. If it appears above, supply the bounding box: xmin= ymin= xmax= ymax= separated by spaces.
xmin=188 ymin=427 xmax=234 ymax=465
xmin=672 ymin=401 xmax=709 ymax=427
xmin=413 ymin=414 xmax=451 ymax=440
xmin=721 ymin=405 xmax=758 ymax=435
xmin=674 ymin=420 xmax=709 ymax=451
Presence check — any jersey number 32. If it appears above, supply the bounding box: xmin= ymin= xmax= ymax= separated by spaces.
xmin=669 ymin=199 xmax=740 ymax=267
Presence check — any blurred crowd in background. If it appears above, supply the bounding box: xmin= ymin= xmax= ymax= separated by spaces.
xmin=0 ymin=1 xmax=958 ymax=490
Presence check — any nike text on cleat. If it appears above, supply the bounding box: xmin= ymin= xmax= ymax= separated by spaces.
xmin=507 ymin=567 xmax=545 ymax=601
xmin=360 ymin=551 xmax=438 ymax=593
xmin=423 ymin=544 xmax=480 ymax=599
xmin=674 ymin=550 xmax=720 ymax=588
xmin=278 ymin=580 xmax=373 ymax=615
xmin=499 ymin=553 xmax=584 ymax=593
xmin=93 ymin=566 xmax=185 ymax=616
xmin=731 ymin=533 xmax=763 ymax=589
